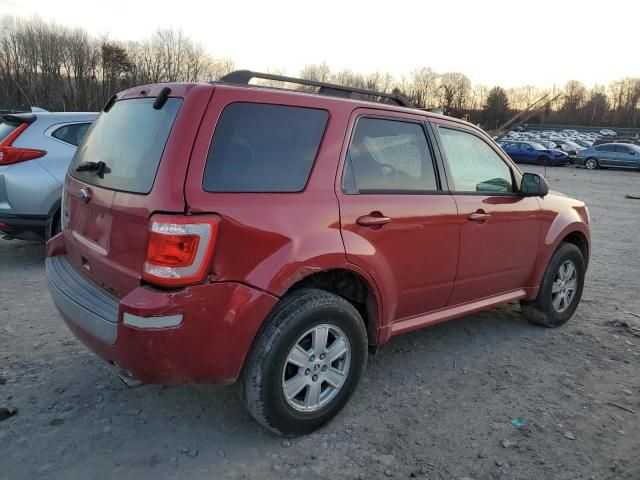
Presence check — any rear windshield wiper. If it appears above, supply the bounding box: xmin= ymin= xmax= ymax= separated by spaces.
xmin=75 ymin=161 xmax=111 ymax=179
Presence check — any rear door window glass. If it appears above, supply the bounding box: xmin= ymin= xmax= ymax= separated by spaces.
xmin=203 ymin=103 xmax=328 ymax=192
xmin=52 ymin=123 xmax=92 ymax=147
xmin=69 ymin=98 xmax=182 ymax=194
xmin=342 ymin=117 xmax=438 ymax=193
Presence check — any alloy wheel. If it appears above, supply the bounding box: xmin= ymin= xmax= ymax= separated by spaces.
xmin=281 ymin=324 xmax=351 ymax=413
xmin=551 ymin=260 xmax=578 ymax=313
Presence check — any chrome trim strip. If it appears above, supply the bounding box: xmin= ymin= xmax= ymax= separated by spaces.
xmin=122 ymin=313 xmax=183 ymax=329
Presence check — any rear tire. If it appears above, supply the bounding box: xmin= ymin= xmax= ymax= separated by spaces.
xmin=522 ymin=243 xmax=585 ymax=328
xmin=241 ymin=288 xmax=368 ymax=436
xmin=47 ymin=209 xmax=62 ymax=240
xmin=584 ymin=157 xmax=599 ymax=170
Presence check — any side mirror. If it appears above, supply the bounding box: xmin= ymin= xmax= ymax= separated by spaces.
xmin=520 ymin=172 xmax=549 ymax=197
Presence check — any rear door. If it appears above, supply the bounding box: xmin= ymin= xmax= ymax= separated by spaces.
xmin=63 ymin=84 xmax=213 ymax=297
xmin=337 ymin=109 xmax=459 ymax=321
xmin=432 ymin=121 xmax=541 ymax=305
xmin=614 ymin=144 xmax=638 ymax=168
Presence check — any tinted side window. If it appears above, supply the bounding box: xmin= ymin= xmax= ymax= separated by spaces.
xmin=438 ymin=127 xmax=514 ymax=194
xmin=203 ymin=103 xmax=328 ymax=193
xmin=52 ymin=123 xmax=92 ymax=146
xmin=342 ymin=118 xmax=437 ymax=193
xmin=615 ymin=145 xmax=632 ymax=153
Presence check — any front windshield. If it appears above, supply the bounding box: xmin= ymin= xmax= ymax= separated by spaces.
xmin=530 ymin=142 xmax=546 ymax=150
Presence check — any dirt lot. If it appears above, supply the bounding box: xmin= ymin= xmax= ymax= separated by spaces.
xmin=1 ymin=165 xmax=639 ymax=480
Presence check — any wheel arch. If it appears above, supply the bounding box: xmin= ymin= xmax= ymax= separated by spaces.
xmin=277 ymin=266 xmax=383 ymax=346
xmin=45 ymin=198 xmax=62 ymax=240
xmin=561 ymin=230 xmax=589 ymax=267
xmin=530 ymin=209 xmax=590 ymax=294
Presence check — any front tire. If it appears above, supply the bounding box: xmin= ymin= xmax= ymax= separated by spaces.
xmin=241 ymin=289 xmax=368 ymax=436
xmin=537 ymin=155 xmax=550 ymax=167
xmin=584 ymin=157 xmax=599 ymax=170
xmin=522 ymin=243 xmax=586 ymax=328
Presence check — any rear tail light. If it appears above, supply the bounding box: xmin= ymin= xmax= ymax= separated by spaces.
xmin=142 ymin=215 xmax=219 ymax=287
xmin=0 ymin=146 xmax=46 ymax=165
xmin=0 ymin=122 xmax=46 ymax=166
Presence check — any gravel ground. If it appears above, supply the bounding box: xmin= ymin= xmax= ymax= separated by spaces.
xmin=1 ymin=165 xmax=639 ymax=480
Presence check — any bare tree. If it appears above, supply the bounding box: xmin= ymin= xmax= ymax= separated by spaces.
xmin=1 ymin=15 xmax=639 ymax=128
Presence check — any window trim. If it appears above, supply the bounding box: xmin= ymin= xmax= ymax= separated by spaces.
xmin=432 ymin=122 xmax=522 ymax=197
xmin=340 ymin=114 xmax=443 ymax=196
xmin=45 ymin=121 xmax=93 ymax=147
xmin=201 ymin=101 xmax=330 ymax=194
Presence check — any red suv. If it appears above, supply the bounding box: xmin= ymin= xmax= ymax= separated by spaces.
xmin=46 ymin=71 xmax=590 ymax=436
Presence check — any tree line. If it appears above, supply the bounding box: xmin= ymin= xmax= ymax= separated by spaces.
xmin=1 ymin=15 xmax=639 ymax=129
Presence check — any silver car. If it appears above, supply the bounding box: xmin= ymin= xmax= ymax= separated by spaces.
xmin=0 ymin=111 xmax=97 ymax=240
xmin=575 ymin=143 xmax=640 ymax=171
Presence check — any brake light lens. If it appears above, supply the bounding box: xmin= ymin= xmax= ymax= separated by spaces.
xmin=0 ymin=146 xmax=46 ymax=165
xmin=0 ymin=122 xmax=46 ymax=165
xmin=146 ymin=232 xmax=200 ymax=266
xmin=142 ymin=215 xmax=219 ymax=287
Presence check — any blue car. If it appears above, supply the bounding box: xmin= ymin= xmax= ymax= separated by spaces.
xmin=499 ymin=141 xmax=570 ymax=166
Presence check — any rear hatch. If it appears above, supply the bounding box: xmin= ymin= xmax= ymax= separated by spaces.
xmin=62 ymin=83 xmax=214 ymax=298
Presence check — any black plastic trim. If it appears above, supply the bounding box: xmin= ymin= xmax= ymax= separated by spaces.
xmin=216 ymin=70 xmax=414 ymax=108
xmin=46 ymin=256 xmax=119 ymax=324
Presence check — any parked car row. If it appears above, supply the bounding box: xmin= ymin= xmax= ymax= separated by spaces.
xmin=0 ymin=110 xmax=97 ymax=240
xmin=503 ymin=128 xmax=626 ymax=151
xmin=499 ymin=126 xmax=640 ymax=171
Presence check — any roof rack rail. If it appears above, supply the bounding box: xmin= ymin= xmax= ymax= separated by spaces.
xmin=216 ymin=70 xmax=415 ymax=108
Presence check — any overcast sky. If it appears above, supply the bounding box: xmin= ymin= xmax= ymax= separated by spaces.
xmin=2 ymin=0 xmax=638 ymax=87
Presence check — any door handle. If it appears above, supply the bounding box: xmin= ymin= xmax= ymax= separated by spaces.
xmin=468 ymin=211 xmax=491 ymax=222
xmin=357 ymin=213 xmax=391 ymax=227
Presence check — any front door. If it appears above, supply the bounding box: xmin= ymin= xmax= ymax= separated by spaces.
xmin=596 ymin=145 xmax=617 ymax=167
xmin=433 ymin=123 xmax=542 ymax=305
xmin=337 ymin=111 xmax=459 ymax=322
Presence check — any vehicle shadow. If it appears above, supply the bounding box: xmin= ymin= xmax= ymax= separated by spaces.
xmin=0 ymin=238 xmax=45 ymax=269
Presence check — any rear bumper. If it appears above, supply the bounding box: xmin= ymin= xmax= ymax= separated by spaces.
xmin=45 ymin=254 xmax=278 ymax=384
xmin=0 ymin=213 xmax=50 ymax=240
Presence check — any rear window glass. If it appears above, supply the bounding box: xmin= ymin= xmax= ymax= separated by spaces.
xmin=69 ymin=98 xmax=182 ymax=194
xmin=202 ymin=103 xmax=328 ymax=192
xmin=0 ymin=121 xmax=20 ymax=142
xmin=52 ymin=122 xmax=92 ymax=147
